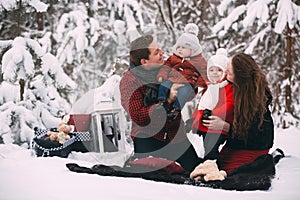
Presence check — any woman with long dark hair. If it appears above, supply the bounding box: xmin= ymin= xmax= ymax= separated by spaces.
xmin=197 ymin=53 xmax=274 ymax=174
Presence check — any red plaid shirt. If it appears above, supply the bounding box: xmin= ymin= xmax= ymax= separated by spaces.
xmin=119 ymin=69 xmax=187 ymax=143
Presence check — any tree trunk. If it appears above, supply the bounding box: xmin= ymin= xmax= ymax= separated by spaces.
xmin=166 ymin=0 xmax=174 ymax=26
xmin=19 ymin=79 xmax=25 ymax=101
xmin=155 ymin=0 xmax=176 ymax=43
xmin=37 ymin=12 xmax=43 ymax=31
xmin=284 ymin=24 xmax=292 ymax=113
xmin=166 ymin=0 xmax=176 ymax=43
xmin=17 ymin=0 xmax=22 ymax=36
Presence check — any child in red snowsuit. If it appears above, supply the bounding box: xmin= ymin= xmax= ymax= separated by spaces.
xmin=156 ymin=23 xmax=207 ymax=119
xmin=191 ymin=48 xmax=234 ymax=165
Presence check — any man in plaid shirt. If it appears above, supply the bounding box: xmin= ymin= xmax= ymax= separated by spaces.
xmin=119 ymin=35 xmax=202 ymax=172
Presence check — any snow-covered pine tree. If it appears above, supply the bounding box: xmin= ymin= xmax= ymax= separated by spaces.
xmin=0 ymin=0 xmax=77 ymax=146
xmin=209 ymin=0 xmax=300 ymax=128
xmin=0 ymin=36 xmax=77 ymax=146
xmin=49 ymin=0 xmax=148 ymax=98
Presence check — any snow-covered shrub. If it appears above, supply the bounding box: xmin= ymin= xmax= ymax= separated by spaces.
xmin=0 ymin=102 xmax=40 ymax=147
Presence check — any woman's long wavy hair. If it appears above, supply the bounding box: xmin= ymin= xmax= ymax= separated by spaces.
xmin=231 ymin=53 xmax=272 ymax=141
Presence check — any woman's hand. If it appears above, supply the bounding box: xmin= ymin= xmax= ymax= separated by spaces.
xmin=167 ymin=83 xmax=184 ymax=103
xmin=202 ymin=115 xmax=230 ymax=132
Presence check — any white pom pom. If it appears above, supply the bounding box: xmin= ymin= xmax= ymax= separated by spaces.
xmin=216 ymin=48 xmax=227 ymax=57
xmin=184 ymin=23 xmax=199 ymax=36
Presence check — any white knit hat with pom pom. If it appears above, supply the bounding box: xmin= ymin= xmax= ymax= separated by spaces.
xmin=207 ymin=48 xmax=229 ymax=82
xmin=198 ymin=48 xmax=229 ymax=110
xmin=174 ymin=23 xmax=202 ymax=56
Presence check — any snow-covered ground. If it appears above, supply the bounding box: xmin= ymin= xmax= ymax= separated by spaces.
xmin=0 ymin=126 xmax=300 ymax=200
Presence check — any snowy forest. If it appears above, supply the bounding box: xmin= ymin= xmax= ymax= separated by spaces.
xmin=0 ymin=0 xmax=300 ymax=147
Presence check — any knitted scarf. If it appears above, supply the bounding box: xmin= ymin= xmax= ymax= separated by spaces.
xmin=198 ymin=80 xmax=229 ymax=110
xmin=130 ymin=63 xmax=161 ymax=106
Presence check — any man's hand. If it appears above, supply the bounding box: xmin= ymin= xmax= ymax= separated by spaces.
xmin=167 ymin=83 xmax=184 ymax=103
xmin=157 ymin=77 xmax=164 ymax=83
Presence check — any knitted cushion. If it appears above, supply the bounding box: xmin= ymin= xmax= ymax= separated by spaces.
xmin=67 ymin=114 xmax=91 ymax=132
xmin=128 ymin=157 xmax=185 ymax=174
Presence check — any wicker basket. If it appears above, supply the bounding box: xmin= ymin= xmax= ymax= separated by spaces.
xmin=32 ymin=127 xmax=91 ymax=158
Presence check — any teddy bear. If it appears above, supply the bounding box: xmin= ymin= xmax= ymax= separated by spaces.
xmin=46 ymin=115 xmax=75 ymax=144
xmin=189 ymin=159 xmax=227 ymax=182
xmin=47 ymin=130 xmax=70 ymax=144
xmin=46 ymin=123 xmax=72 ymax=144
